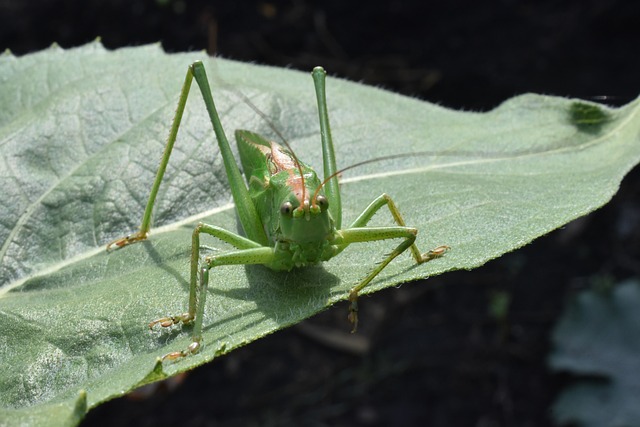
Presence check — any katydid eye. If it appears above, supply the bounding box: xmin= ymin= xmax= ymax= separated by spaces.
xmin=316 ymin=195 xmax=329 ymax=211
xmin=280 ymin=201 xmax=294 ymax=216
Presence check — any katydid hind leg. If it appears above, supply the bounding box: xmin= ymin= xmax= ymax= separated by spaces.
xmin=106 ymin=66 xmax=197 ymax=251
xmin=106 ymin=61 xmax=268 ymax=251
xmin=312 ymin=67 xmax=342 ymax=229
xmin=190 ymin=62 xmax=268 ymax=246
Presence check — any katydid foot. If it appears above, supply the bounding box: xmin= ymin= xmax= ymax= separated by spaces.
xmin=423 ymin=245 xmax=450 ymax=261
xmin=160 ymin=340 xmax=201 ymax=361
xmin=106 ymin=231 xmax=148 ymax=251
xmin=348 ymin=291 xmax=359 ymax=333
xmin=148 ymin=313 xmax=194 ymax=329
xmin=149 ymin=313 xmax=200 ymax=361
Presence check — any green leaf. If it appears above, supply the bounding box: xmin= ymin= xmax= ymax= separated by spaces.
xmin=0 ymin=42 xmax=639 ymax=426
xmin=549 ymin=280 xmax=640 ymax=427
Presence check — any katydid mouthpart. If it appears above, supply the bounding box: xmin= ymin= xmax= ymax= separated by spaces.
xmin=106 ymin=61 xmax=448 ymax=361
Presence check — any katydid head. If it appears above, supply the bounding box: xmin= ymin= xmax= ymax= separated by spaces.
xmin=274 ymin=168 xmax=334 ymax=244
xmin=278 ymin=207 xmax=332 ymax=243
xmin=235 ymin=128 xmax=334 ymax=244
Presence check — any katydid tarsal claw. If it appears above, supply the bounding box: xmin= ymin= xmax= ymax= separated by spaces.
xmin=107 ymin=61 xmax=448 ymax=360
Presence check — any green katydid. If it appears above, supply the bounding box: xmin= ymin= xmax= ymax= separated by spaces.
xmin=107 ymin=61 xmax=448 ymax=360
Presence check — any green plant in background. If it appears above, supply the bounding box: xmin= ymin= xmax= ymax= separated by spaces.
xmin=550 ymin=280 xmax=640 ymax=427
xmin=1 ymin=42 xmax=639 ymax=426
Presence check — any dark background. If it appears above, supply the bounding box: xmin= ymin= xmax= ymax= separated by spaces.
xmin=1 ymin=1 xmax=639 ymax=426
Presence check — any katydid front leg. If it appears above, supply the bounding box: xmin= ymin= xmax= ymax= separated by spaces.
xmin=336 ymin=193 xmax=449 ymax=332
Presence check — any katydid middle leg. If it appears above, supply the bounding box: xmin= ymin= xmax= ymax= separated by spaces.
xmin=149 ymin=222 xmax=275 ymax=360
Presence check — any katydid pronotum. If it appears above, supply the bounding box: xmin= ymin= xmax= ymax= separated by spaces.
xmin=107 ymin=61 xmax=448 ymax=360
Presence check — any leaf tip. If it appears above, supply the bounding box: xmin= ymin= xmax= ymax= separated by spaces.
xmin=69 ymin=389 xmax=88 ymax=426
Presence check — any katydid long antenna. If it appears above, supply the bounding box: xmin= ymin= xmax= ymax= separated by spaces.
xmin=311 ymin=151 xmax=443 ymax=205
xmin=234 ymin=89 xmax=476 ymax=212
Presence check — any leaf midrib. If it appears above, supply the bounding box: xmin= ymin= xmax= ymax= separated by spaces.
xmin=2 ymin=96 xmax=637 ymax=296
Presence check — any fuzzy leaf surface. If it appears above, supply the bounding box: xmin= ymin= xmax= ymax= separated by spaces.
xmin=1 ymin=43 xmax=639 ymax=426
